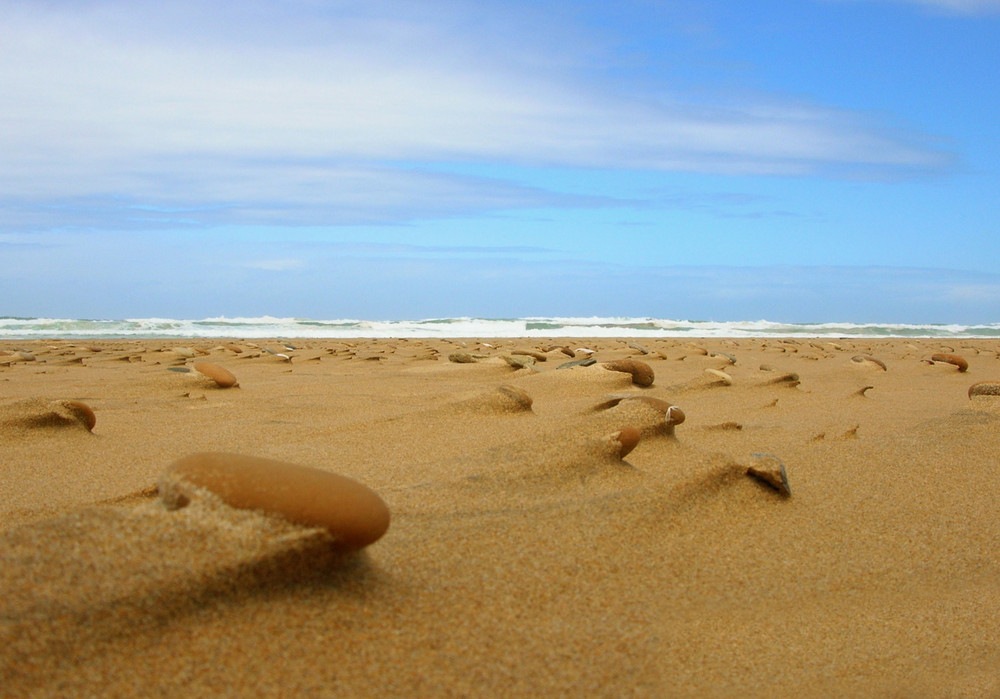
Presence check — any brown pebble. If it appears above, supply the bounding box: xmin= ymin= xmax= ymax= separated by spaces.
xmin=705 ymin=368 xmax=733 ymax=386
xmin=613 ymin=427 xmax=642 ymax=459
xmin=193 ymin=362 xmax=239 ymax=388
xmin=512 ymin=349 xmax=547 ymax=362
xmin=503 ymin=354 xmax=537 ymax=370
xmin=592 ymin=394 xmax=673 ymax=413
xmin=968 ymin=381 xmax=1000 ymax=398
xmin=160 ymin=452 xmax=391 ymax=553
xmin=448 ymin=352 xmax=478 ymax=364
xmin=601 ymin=359 xmax=655 ymax=387
xmin=497 ymin=384 xmax=534 ymax=411
xmin=53 ymin=400 xmax=97 ymax=432
xmin=851 ymin=355 xmax=887 ymax=371
xmin=930 ymin=353 xmax=968 ymax=372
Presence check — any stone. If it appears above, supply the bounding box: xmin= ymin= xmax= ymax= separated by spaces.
xmin=160 ymin=452 xmax=391 ymax=553
xmin=746 ymin=453 xmax=791 ymax=496
xmin=930 ymin=353 xmax=969 ymax=372
xmin=194 ymin=362 xmax=239 ymax=388
xmin=601 ymin=359 xmax=654 ymax=387
xmin=557 ymin=358 xmax=597 ymax=370
xmin=968 ymin=381 xmax=1000 ymax=398
xmin=613 ymin=427 xmax=642 ymax=459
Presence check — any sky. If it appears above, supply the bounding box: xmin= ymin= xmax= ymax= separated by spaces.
xmin=2 ymin=0 xmax=999 ymax=324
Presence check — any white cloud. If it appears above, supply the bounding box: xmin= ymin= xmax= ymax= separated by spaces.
xmin=829 ymin=0 xmax=1000 ymax=13
xmin=239 ymin=259 xmax=305 ymax=272
xmin=0 ymin=0 xmax=952 ymax=232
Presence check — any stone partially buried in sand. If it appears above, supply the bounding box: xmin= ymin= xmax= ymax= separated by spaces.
xmin=160 ymin=452 xmax=391 ymax=553
xmin=746 ymin=453 xmax=791 ymax=496
xmin=1 ymin=398 xmax=97 ymax=433
xmin=612 ymin=427 xmax=642 ymax=459
xmin=601 ymin=359 xmax=655 ymax=387
xmin=968 ymin=381 xmax=1000 ymax=398
xmin=930 ymin=353 xmax=969 ymax=372
xmin=193 ymin=362 xmax=239 ymax=388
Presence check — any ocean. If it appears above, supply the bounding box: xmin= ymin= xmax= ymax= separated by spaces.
xmin=2 ymin=316 xmax=998 ymax=340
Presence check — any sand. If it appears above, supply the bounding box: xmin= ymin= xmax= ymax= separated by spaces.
xmin=1 ymin=337 xmax=998 ymax=696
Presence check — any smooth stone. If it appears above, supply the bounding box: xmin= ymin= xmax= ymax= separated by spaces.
xmin=746 ymin=453 xmax=791 ymax=496
xmin=174 ymin=347 xmax=197 ymax=359
xmin=662 ymin=406 xmax=685 ymax=438
xmin=613 ymin=427 xmax=642 ymax=459
xmin=705 ymin=368 xmax=733 ymax=385
xmin=557 ymin=358 xmax=597 ymax=370
xmin=448 ymin=352 xmax=478 ymax=364
xmin=711 ymin=351 xmax=737 ymax=365
xmin=930 ymin=353 xmax=969 ymax=372
xmin=601 ymin=359 xmax=655 ymax=387
xmin=496 ymin=384 xmax=533 ymax=411
xmin=52 ymin=399 xmax=97 ymax=432
xmin=160 ymin=452 xmax=391 ymax=553
xmin=503 ymin=354 xmax=536 ymax=369
xmin=511 ymin=349 xmax=547 ymax=362
xmin=194 ymin=362 xmax=239 ymax=388
xmin=765 ymin=372 xmax=801 ymax=387
xmin=968 ymin=381 xmax=1000 ymax=398
xmin=592 ymin=394 xmax=674 ymax=413
xmin=851 ymin=355 xmax=887 ymax=371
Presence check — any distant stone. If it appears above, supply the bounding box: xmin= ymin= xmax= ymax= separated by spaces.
xmin=503 ymin=354 xmax=536 ymax=370
xmin=511 ymin=349 xmax=547 ymax=362
xmin=930 ymin=353 xmax=969 ymax=372
xmin=497 ymin=384 xmax=534 ymax=411
xmin=851 ymin=355 xmax=887 ymax=371
xmin=557 ymin=358 xmax=597 ymax=370
xmin=704 ymin=368 xmax=733 ymax=386
xmin=766 ymin=372 xmax=800 ymax=387
xmin=448 ymin=352 xmax=478 ymax=364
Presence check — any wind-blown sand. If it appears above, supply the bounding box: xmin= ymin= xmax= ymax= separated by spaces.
xmin=2 ymin=337 xmax=998 ymax=696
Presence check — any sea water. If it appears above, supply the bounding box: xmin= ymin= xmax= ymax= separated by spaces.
xmin=2 ymin=316 xmax=998 ymax=340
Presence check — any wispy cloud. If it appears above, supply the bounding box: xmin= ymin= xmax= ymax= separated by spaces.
xmin=0 ymin=0 xmax=952 ymax=233
xmin=828 ymin=0 xmax=1000 ymax=14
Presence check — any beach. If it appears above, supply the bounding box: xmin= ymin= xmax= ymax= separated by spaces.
xmin=2 ymin=336 xmax=998 ymax=696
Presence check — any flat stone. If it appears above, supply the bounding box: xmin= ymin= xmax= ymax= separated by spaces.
xmin=746 ymin=453 xmax=791 ymax=496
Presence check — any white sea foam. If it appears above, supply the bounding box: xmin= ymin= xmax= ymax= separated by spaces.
xmin=1 ymin=316 xmax=997 ymax=339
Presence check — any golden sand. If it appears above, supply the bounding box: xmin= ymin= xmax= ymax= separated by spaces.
xmin=2 ymin=337 xmax=998 ymax=696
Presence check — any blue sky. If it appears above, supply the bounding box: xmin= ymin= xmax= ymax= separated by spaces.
xmin=2 ymin=0 xmax=999 ymax=323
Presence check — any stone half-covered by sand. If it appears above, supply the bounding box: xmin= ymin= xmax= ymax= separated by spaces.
xmin=159 ymin=452 xmax=390 ymax=553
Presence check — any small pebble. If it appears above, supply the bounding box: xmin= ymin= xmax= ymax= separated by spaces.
xmin=557 ymin=358 xmax=597 ymax=370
